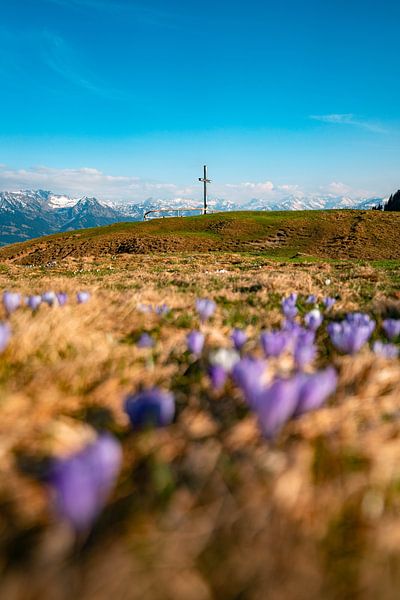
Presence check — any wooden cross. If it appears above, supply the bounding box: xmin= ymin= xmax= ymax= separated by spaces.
xmin=198 ymin=165 xmax=211 ymax=215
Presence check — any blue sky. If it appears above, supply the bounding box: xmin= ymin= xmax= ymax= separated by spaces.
xmin=1 ymin=0 xmax=400 ymax=203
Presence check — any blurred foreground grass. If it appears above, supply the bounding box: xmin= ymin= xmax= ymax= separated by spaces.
xmin=1 ymin=252 xmax=400 ymax=599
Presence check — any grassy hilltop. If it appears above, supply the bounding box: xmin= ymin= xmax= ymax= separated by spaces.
xmin=1 ymin=209 xmax=400 ymax=263
xmin=0 ymin=211 xmax=400 ymax=598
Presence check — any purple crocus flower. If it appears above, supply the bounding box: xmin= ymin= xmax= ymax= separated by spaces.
xmin=124 ymin=388 xmax=175 ymax=429
xmin=195 ymin=298 xmax=216 ymax=322
xmin=294 ymin=340 xmax=317 ymax=370
xmin=77 ymin=291 xmax=91 ymax=304
xmin=56 ymin=292 xmax=68 ymax=307
xmin=42 ymin=291 xmax=58 ymax=306
xmin=253 ymin=378 xmax=299 ymax=439
xmin=282 ymin=322 xmax=315 ymax=352
xmin=187 ymin=330 xmax=205 ymax=356
xmin=232 ymin=357 xmax=267 ymax=407
xmin=304 ymin=308 xmax=323 ymax=331
xmin=306 ymin=294 xmax=317 ymax=304
xmin=372 ymin=341 xmax=399 ymax=359
xmin=137 ymin=332 xmax=154 ymax=348
xmin=0 ymin=322 xmax=11 ymax=352
xmin=382 ymin=319 xmax=400 ymax=341
xmin=260 ymin=330 xmax=288 ymax=357
xmin=49 ymin=433 xmax=122 ymax=532
xmin=231 ymin=328 xmax=247 ymax=351
xmin=155 ymin=304 xmax=169 ymax=316
xmin=208 ymin=364 xmax=228 ymax=391
xmin=323 ymin=297 xmax=336 ymax=310
xmin=327 ymin=313 xmax=375 ymax=355
xmin=281 ymin=293 xmax=298 ymax=321
xmin=3 ymin=291 xmax=21 ymax=315
xmin=293 ymin=367 xmax=338 ymax=416
xmin=27 ymin=295 xmax=42 ymax=311
xmin=345 ymin=312 xmax=375 ymax=328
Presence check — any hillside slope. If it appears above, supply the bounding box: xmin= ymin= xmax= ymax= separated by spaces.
xmin=0 ymin=210 xmax=399 ymax=264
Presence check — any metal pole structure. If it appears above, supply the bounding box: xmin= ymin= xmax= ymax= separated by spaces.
xmin=198 ymin=165 xmax=211 ymax=214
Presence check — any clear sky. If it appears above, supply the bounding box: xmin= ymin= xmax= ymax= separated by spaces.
xmin=1 ymin=0 xmax=400 ymax=203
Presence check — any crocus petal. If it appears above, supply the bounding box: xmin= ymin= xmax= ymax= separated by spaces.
xmin=231 ymin=328 xmax=247 ymax=351
xmin=49 ymin=433 xmax=122 ymax=532
xmin=56 ymin=292 xmax=68 ymax=306
xmin=294 ymin=342 xmax=317 ymax=370
xmin=187 ymin=330 xmax=205 ymax=355
xmin=195 ymin=298 xmax=216 ymax=322
xmin=323 ymin=297 xmax=336 ymax=310
xmin=260 ymin=330 xmax=288 ymax=357
xmin=232 ymin=357 xmax=267 ymax=408
xmin=209 ymin=364 xmax=228 ymax=390
xmin=0 ymin=322 xmax=11 ymax=352
xmin=294 ymin=367 xmax=338 ymax=416
xmin=253 ymin=378 xmax=299 ymax=439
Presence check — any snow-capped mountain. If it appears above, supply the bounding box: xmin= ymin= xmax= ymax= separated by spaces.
xmin=240 ymin=195 xmax=384 ymax=212
xmin=0 ymin=189 xmax=384 ymax=246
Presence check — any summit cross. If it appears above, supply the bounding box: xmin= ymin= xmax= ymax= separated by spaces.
xmin=198 ymin=165 xmax=211 ymax=215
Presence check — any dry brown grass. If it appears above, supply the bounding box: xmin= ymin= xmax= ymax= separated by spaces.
xmin=0 ymin=252 xmax=400 ymax=599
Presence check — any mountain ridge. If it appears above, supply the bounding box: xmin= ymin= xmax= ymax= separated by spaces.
xmin=0 ymin=189 xmax=385 ymax=246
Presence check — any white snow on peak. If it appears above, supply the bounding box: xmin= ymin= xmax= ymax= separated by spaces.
xmin=48 ymin=194 xmax=79 ymax=209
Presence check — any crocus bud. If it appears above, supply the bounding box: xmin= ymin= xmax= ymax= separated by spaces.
xmin=27 ymin=295 xmax=42 ymax=311
xmin=382 ymin=319 xmax=400 ymax=341
xmin=56 ymin=292 xmax=68 ymax=306
xmin=42 ymin=291 xmax=58 ymax=306
xmin=137 ymin=333 xmax=154 ymax=348
xmin=281 ymin=293 xmax=298 ymax=320
xmin=3 ymin=291 xmax=21 ymax=315
xmin=77 ymin=291 xmax=90 ymax=304
xmin=304 ymin=309 xmax=323 ymax=331
xmin=124 ymin=388 xmax=175 ymax=429
xmin=208 ymin=364 xmax=228 ymax=391
xmin=323 ymin=297 xmax=336 ymax=310
xmin=187 ymin=330 xmax=205 ymax=356
xmin=195 ymin=298 xmax=216 ymax=322
xmin=231 ymin=328 xmax=247 ymax=351
xmin=260 ymin=330 xmax=288 ymax=357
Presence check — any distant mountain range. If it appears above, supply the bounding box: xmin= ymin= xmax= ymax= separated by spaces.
xmin=0 ymin=189 xmax=385 ymax=246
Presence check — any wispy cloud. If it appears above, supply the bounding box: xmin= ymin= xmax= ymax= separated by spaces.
xmin=310 ymin=113 xmax=387 ymax=134
xmin=0 ymin=26 xmax=125 ymax=99
xmin=41 ymin=32 xmax=126 ymax=99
